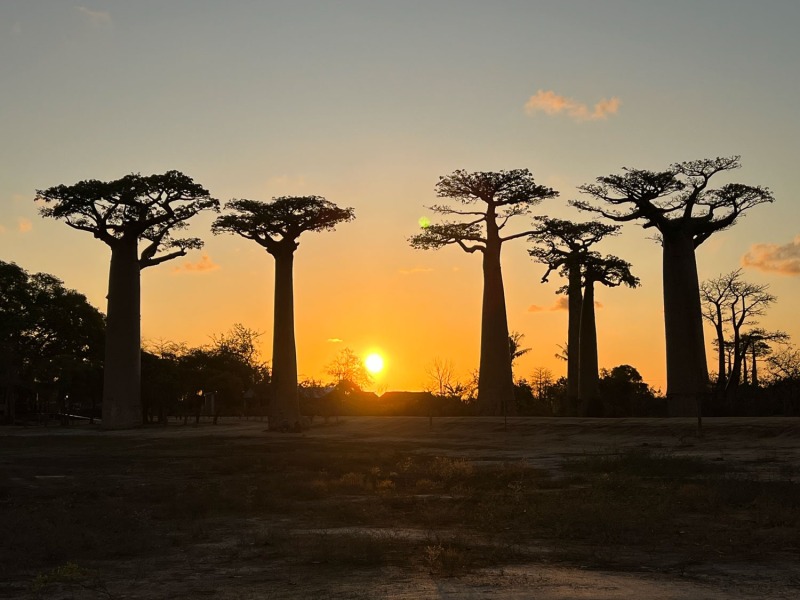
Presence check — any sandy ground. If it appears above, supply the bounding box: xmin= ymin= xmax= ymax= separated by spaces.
xmin=2 ymin=416 xmax=799 ymax=599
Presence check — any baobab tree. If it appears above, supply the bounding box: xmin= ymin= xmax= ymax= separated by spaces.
xmin=577 ymin=253 xmax=639 ymax=416
xmin=37 ymin=171 xmax=219 ymax=429
xmin=574 ymin=156 xmax=774 ymax=416
xmin=528 ymin=217 xmax=620 ymax=414
xmin=212 ymin=196 xmax=354 ymax=431
xmin=410 ymin=170 xmax=557 ymax=415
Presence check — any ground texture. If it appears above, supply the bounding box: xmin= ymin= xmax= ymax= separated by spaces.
xmin=1 ymin=416 xmax=799 ymax=599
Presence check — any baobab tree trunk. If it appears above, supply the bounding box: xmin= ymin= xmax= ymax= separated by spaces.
xmin=565 ymin=260 xmax=582 ymax=416
xmin=476 ymin=242 xmax=515 ymax=416
xmin=712 ymin=308 xmax=727 ymax=394
xmin=662 ymin=234 xmax=709 ymax=417
xmin=578 ymin=281 xmax=602 ymax=417
xmin=102 ymin=238 xmax=142 ymax=429
xmin=269 ymin=250 xmax=300 ymax=430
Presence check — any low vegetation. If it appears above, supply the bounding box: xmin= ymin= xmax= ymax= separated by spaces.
xmin=1 ymin=423 xmax=798 ymax=597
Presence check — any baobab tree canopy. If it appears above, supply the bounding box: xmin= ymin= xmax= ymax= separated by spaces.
xmin=211 ymin=197 xmax=356 ymax=254
xmin=574 ymin=156 xmax=774 ymax=416
xmin=410 ymin=169 xmax=557 ymax=416
xmin=37 ymin=171 xmax=219 ymax=268
xmin=212 ymin=196 xmax=355 ymax=431
xmin=410 ymin=169 xmax=559 ymax=253
xmin=573 ymin=157 xmax=773 ymax=247
xmin=36 ymin=171 xmax=219 ymax=429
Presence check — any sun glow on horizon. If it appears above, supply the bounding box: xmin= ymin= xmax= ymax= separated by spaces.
xmin=365 ymin=353 xmax=385 ymax=374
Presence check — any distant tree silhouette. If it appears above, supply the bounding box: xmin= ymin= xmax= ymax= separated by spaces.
xmin=410 ymin=170 xmax=557 ymax=415
xmin=577 ymin=254 xmax=639 ymax=416
xmin=528 ymin=217 xmax=620 ymax=414
xmin=508 ymin=331 xmax=531 ymax=369
xmin=0 ymin=261 xmax=105 ymax=423
xmin=700 ymin=270 xmax=740 ymax=393
xmin=700 ymin=270 xmax=782 ymax=402
xmin=212 ymin=196 xmax=354 ymax=431
xmin=574 ymin=156 xmax=773 ymax=417
xmin=37 ymin=171 xmax=218 ymax=429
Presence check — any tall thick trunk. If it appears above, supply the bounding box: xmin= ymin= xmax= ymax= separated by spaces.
xmin=578 ymin=281 xmax=601 ymax=416
xmin=751 ymin=346 xmax=759 ymax=387
xmin=102 ymin=238 xmax=142 ymax=429
xmin=476 ymin=240 xmax=515 ymax=416
xmin=269 ymin=250 xmax=300 ymax=430
xmin=565 ymin=260 xmax=582 ymax=416
xmin=662 ymin=234 xmax=709 ymax=416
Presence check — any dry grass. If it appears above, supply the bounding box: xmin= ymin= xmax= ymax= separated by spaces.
xmin=1 ymin=421 xmax=798 ymax=597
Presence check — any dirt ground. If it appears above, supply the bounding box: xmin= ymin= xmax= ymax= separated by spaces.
xmin=2 ymin=416 xmax=799 ymax=599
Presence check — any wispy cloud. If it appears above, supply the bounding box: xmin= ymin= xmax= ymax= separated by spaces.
xmin=172 ymin=254 xmax=220 ymax=274
xmin=528 ymin=297 xmax=602 ymax=312
xmin=742 ymin=236 xmax=800 ymax=276
xmin=528 ymin=297 xmax=569 ymax=312
xmin=524 ymin=90 xmax=620 ymax=122
xmin=399 ymin=266 xmax=434 ymax=276
xmin=75 ymin=6 xmax=112 ymax=27
xmin=327 ymin=338 xmax=343 ymax=343
xmin=17 ymin=218 xmax=32 ymax=233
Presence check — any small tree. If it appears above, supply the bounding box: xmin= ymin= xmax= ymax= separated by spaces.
xmin=213 ymin=197 xmax=354 ymax=431
xmin=528 ymin=217 xmax=620 ymax=414
xmin=326 ymin=347 xmax=373 ymax=392
xmin=575 ymin=157 xmax=773 ymax=416
xmin=37 ymin=171 xmax=219 ymax=429
xmin=410 ymin=170 xmax=557 ymax=415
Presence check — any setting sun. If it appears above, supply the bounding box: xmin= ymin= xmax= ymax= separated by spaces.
xmin=365 ymin=353 xmax=385 ymax=374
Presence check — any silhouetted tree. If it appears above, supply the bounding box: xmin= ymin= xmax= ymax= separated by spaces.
xmin=0 ymin=261 xmax=105 ymax=423
xmin=410 ymin=170 xmax=557 ymax=415
xmin=700 ymin=270 xmax=740 ymax=392
xmin=575 ymin=156 xmax=773 ymax=416
xmin=599 ymin=365 xmax=661 ymax=417
xmin=577 ymin=254 xmax=639 ymax=416
xmin=36 ymin=171 xmax=217 ymax=428
xmin=528 ymin=217 xmax=620 ymax=414
xmin=741 ymin=329 xmax=788 ymax=387
xmin=326 ymin=347 xmax=373 ymax=391
xmin=508 ymin=331 xmax=531 ymax=369
xmin=213 ymin=197 xmax=354 ymax=431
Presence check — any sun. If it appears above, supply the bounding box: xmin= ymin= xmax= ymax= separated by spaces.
xmin=364 ymin=353 xmax=385 ymax=374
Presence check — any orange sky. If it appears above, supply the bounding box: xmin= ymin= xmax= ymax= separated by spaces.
xmin=2 ymin=3 xmax=799 ymax=393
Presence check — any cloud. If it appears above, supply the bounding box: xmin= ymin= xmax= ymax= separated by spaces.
xmin=399 ymin=267 xmax=434 ymax=276
xmin=17 ymin=218 xmax=32 ymax=233
xmin=742 ymin=235 xmax=800 ymax=276
xmin=528 ymin=297 xmax=602 ymax=313
xmin=327 ymin=338 xmax=343 ymax=343
xmin=75 ymin=6 xmax=112 ymax=27
xmin=172 ymin=254 xmax=220 ymax=274
xmin=528 ymin=297 xmax=569 ymax=312
xmin=524 ymin=90 xmax=620 ymax=122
